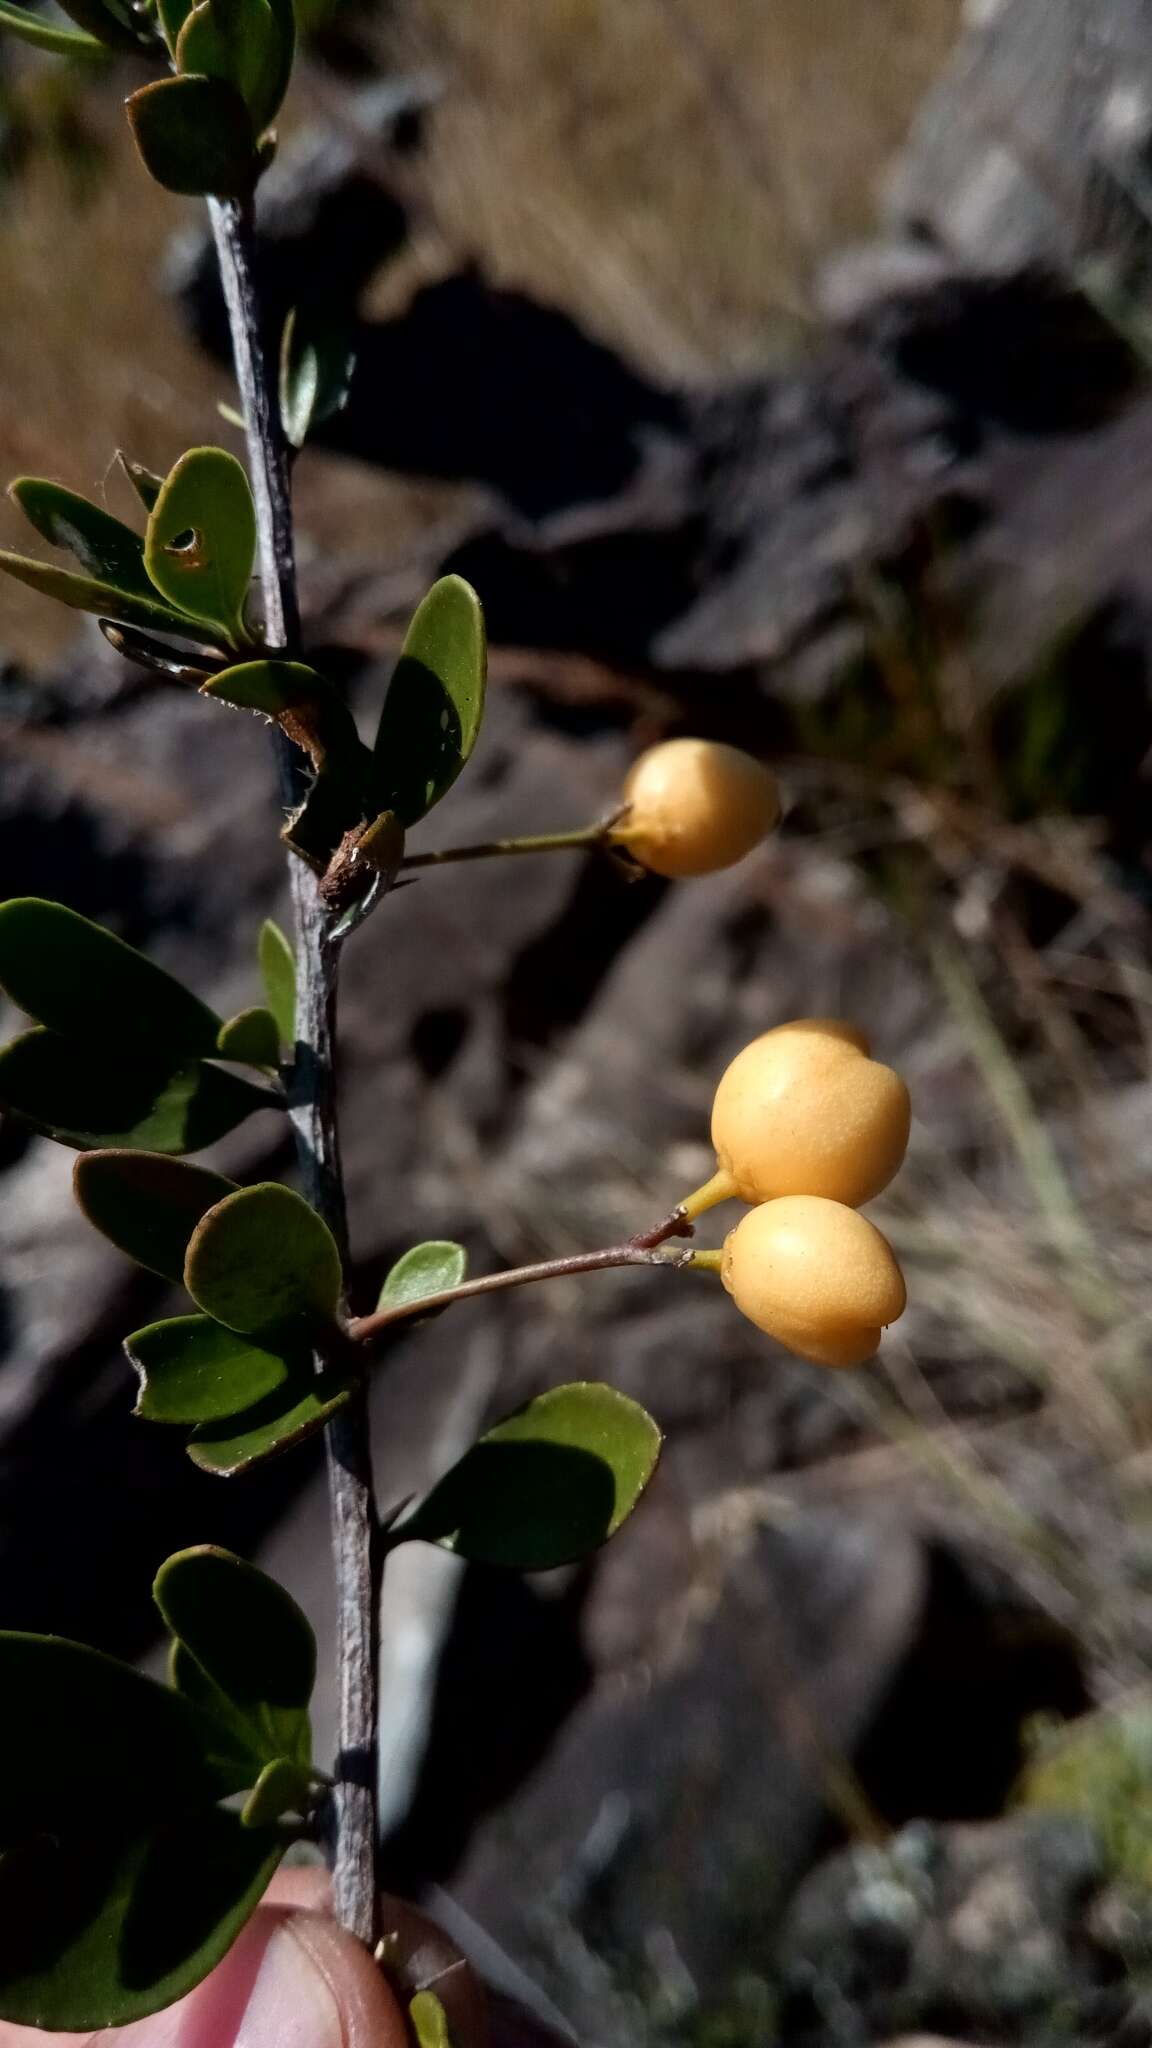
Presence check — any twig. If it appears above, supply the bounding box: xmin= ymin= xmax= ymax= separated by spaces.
xmin=208 ymin=196 xmax=379 ymax=1948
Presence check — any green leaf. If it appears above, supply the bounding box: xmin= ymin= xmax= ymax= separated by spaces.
xmin=217 ymin=1005 xmax=281 ymax=1067
xmin=145 ymin=447 xmax=257 ymax=644
xmin=378 ymin=1239 xmax=467 ymax=1312
xmin=154 ymin=1546 xmax=315 ymax=1768
xmin=259 ymin=918 xmax=295 ymax=1044
xmin=169 ymin=1638 xmax=268 ymax=1778
xmin=201 ymin=656 xmax=327 ymax=715
xmin=242 ymin=1757 xmax=313 ymax=1827
xmin=411 ymin=1990 xmax=453 ymax=2048
xmin=0 ymin=1803 xmax=281 ymax=2030
xmin=116 ymin=451 xmax=165 ymax=514
xmin=280 ymin=306 xmax=357 ymax=449
xmin=0 ymin=544 xmax=224 ymax=642
xmin=0 ymin=0 xmax=102 ymax=52
xmin=74 ymin=1151 xmax=236 ymax=1282
xmin=176 ymin=0 xmax=287 ymax=135
xmin=157 ymin=0 xmax=195 ymax=52
xmin=375 ymin=575 xmax=487 ymax=825
xmin=185 ymin=1181 xmax=343 ymax=1335
xmin=54 ymin=0 xmax=150 ymax=51
xmin=126 ymin=74 xmax=257 ymax=202
xmin=0 ymin=1029 xmax=274 ymax=1153
xmin=393 ymin=1383 xmax=662 ymax=1570
xmin=126 ymin=1313 xmax=303 ymax=1422
xmin=10 ymin=478 xmax=153 ymax=598
xmin=188 ymin=1368 xmax=352 ymax=1475
xmin=0 ymin=897 xmax=221 ymax=1054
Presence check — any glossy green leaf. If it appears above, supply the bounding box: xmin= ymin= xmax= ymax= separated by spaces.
xmin=117 ymin=451 xmax=165 ymax=514
xmin=394 ymin=1383 xmax=662 ymax=1570
xmin=378 ymin=1239 xmax=467 ymax=1313
xmin=259 ymin=918 xmax=295 ymax=1045
xmin=126 ymin=1313 xmax=303 ymax=1422
xmin=155 ymin=1546 xmax=314 ymax=1767
xmin=0 ymin=544 xmax=224 ymax=642
xmin=280 ymin=306 xmax=357 ymax=449
xmin=189 ymin=1368 xmax=352 ymax=1475
xmin=74 ymin=1151 xmax=236 ymax=1282
xmin=201 ymin=657 xmax=327 ymax=715
xmin=0 ymin=0 xmax=102 ymax=52
xmin=126 ymin=74 xmax=256 ymax=201
xmin=145 ymin=447 xmax=257 ymax=643
xmin=0 ymin=1029 xmax=274 ymax=1154
xmin=242 ymin=1757 xmax=313 ymax=1827
xmin=217 ymin=1005 xmax=281 ymax=1067
xmin=10 ymin=480 xmax=155 ymax=597
xmin=177 ymin=0 xmax=288 ymax=134
xmin=0 ymin=897 xmax=221 ymax=1054
xmin=100 ymin=619 xmax=222 ymax=682
xmin=410 ymin=1990 xmax=453 ymax=2048
xmin=375 ymin=576 xmax=487 ymax=825
xmin=185 ymin=1181 xmax=343 ymax=1335
xmin=0 ymin=1803 xmax=281 ymax=2030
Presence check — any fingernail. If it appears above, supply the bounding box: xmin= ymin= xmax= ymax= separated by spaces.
xmin=234 ymin=1919 xmax=343 ymax=2048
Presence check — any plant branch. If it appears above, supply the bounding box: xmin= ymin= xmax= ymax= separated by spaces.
xmin=399 ymin=823 xmax=610 ymax=869
xmin=209 ymin=195 xmax=379 ymax=1949
xmin=349 ymin=1209 xmax=695 ymax=1347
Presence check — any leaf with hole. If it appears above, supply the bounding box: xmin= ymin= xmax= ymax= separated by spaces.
xmin=0 ymin=898 xmax=222 ymax=1054
xmin=176 ymin=0 xmax=287 ymax=134
xmin=0 ymin=0 xmax=102 ymax=52
xmin=0 ymin=545 xmax=224 ymax=642
xmin=392 ymin=1382 xmax=662 ymax=1569
xmin=145 ymin=447 xmax=256 ymax=644
xmin=259 ymin=919 xmax=295 ymax=1045
xmin=74 ymin=1150 xmax=236 ymax=1282
xmin=155 ymin=1546 xmax=315 ymax=1768
xmin=9 ymin=479 xmax=155 ymax=598
xmin=0 ymin=1029 xmax=274 ymax=1154
xmin=184 ymin=1182 xmax=343 ymax=1335
xmin=280 ymin=306 xmax=357 ymax=449
xmin=126 ymin=76 xmax=257 ymax=201
xmin=126 ymin=1313 xmax=305 ymax=1422
xmin=378 ymin=1239 xmax=467 ymax=1313
xmin=216 ymin=1006 xmax=280 ymax=1067
xmin=188 ymin=1368 xmax=352 ymax=1475
xmin=374 ymin=576 xmax=487 ymax=825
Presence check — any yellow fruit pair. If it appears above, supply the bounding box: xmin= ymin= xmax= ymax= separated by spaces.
xmin=686 ymin=1021 xmax=909 ymax=1369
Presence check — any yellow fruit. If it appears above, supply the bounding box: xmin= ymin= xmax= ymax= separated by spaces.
xmin=612 ymin=738 xmax=780 ymax=878
xmin=709 ymin=1018 xmax=910 ymax=1209
xmin=721 ymin=1195 xmax=906 ymax=1367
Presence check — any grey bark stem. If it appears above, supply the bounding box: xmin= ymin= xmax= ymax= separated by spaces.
xmin=208 ymin=195 xmax=380 ymax=1948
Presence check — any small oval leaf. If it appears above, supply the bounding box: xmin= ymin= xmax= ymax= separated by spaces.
xmin=184 ymin=1182 xmax=343 ymax=1335
xmin=188 ymin=1370 xmax=352 ymax=1475
xmin=145 ymin=447 xmax=256 ymax=643
xmin=280 ymin=306 xmax=357 ymax=450
xmin=10 ymin=479 xmax=154 ymax=599
xmin=374 ymin=576 xmax=487 ymax=825
xmin=126 ymin=1313 xmax=302 ymax=1422
xmin=258 ymin=918 xmax=295 ymax=1045
xmin=0 ymin=1030 xmax=275 ymax=1154
xmin=176 ymin=0 xmax=285 ymax=134
xmin=378 ymin=1240 xmax=467 ymax=1313
xmin=201 ymin=657 xmax=326 ymax=715
xmin=393 ymin=1383 xmax=662 ymax=1570
xmin=216 ymin=1005 xmax=281 ymax=1067
xmin=126 ymin=75 xmax=257 ymax=201
xmin=410 ymin=1991 xmax=453 ymax=2048
xmin=0 ymin=897 xmax=221 ymax=1054
xmin=154 ymin=1546 xmax=315 ymax=1766
xmin=74 ymin=1151 xmax=236 ymax=1282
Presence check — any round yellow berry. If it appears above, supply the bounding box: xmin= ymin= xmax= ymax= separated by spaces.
xmin=710 ymin=1019 xmax=910 ymax=1208
xmin=721 ymin=1195 xmax=906 ymax=1367
xmin=613 ymin=738 xmax=780 ymax=878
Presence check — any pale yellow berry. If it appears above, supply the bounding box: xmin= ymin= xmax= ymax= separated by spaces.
xmin=721 ymin=1195 xmax=906 ymax=1368
xmin=613 ymin=738 xmax=780 ymax=878
xmin=710 ymin=1019 xmax=910 ymax=1209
